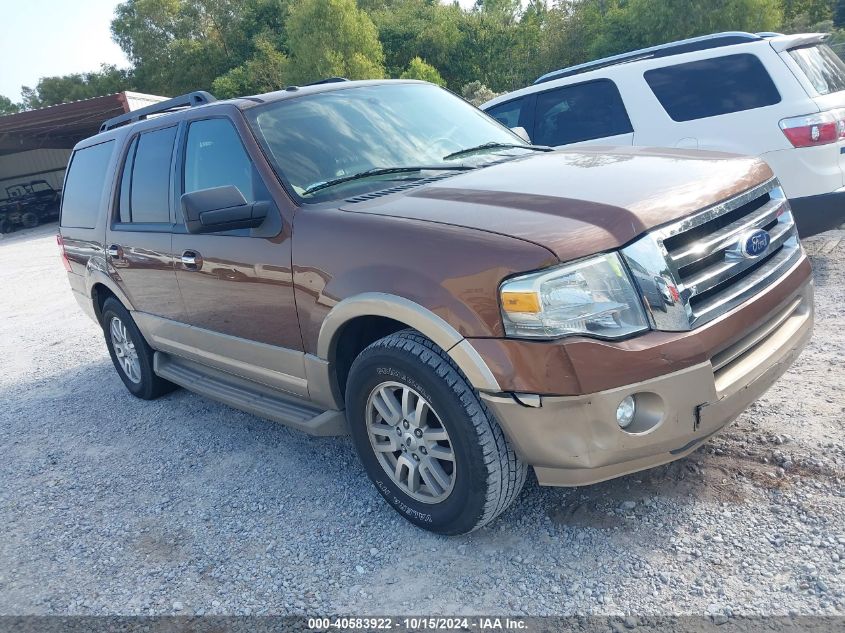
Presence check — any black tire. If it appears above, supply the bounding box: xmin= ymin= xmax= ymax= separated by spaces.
xmin=0 ymin=219 xmax=14 ymax=234
xmin=21 ymin=212 xmax=39 ymax=229
xmin=101 ymin=297 xmax=176 ymax=400
xmin=346 ymin=330 xmax=527 ymax=535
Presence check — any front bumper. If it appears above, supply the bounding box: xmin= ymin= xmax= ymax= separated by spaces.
xmin=481 ymin=284 xmax=813 ymax=487
xmin=788 ymin=188 xmax=845 ymax=237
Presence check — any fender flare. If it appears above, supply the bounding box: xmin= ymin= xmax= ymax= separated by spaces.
xmin=316 ymin=292 xmax=501 ymax=392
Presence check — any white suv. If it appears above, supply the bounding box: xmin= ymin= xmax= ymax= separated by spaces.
xmin=482 ymin=31 xmax=845 ymax=236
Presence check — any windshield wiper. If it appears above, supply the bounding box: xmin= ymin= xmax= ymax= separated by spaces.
xmin=443 ymin=142 xmax=552 ymax=160
xmin=302 ymin=165 xmax=474 ymax=196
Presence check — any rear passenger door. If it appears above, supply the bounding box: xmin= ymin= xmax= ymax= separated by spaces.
xmin=106 ymin=124 xmax=185 ymax=321
xmin=530 ymin=80 xmax=634 ymax=148
xmin=170 ymin=115 xmax=305 ymax=397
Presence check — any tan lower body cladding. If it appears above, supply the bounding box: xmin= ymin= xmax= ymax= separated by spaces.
xmin=482 ymin=284 xmax=813 ymax=487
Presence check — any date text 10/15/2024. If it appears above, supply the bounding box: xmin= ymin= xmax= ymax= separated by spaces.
xmin=308 ymin=617 xmax=527 ymax=630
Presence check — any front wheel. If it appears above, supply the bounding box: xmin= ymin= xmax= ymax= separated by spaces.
xmin=346 ymin=330 xmax=527 ymax=534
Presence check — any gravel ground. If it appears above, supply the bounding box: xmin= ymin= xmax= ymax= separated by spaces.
xmin=0 ymin=223 xmax=843 ymax=619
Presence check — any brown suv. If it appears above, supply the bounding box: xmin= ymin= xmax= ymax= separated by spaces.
xmin=59 ymin=80 xmax=813 ymax=534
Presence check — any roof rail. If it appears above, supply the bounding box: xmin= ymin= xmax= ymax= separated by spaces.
xmin=304 ymin=77 xmax=350 ymax=86
xmin=534 ymin=31 xmax=762 ymax=85
xmin=99 ymin=90 xmax=216 ymax=133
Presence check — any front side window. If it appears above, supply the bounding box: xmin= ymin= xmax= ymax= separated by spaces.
xmin=60 ymin=140 xmax=115 ymax=229
xmin=789 ymin=44 xmax=845 ymax=95
xmin=645 ymin=54 xmax=781 ymax=122
xmin=119 ymin=126 xmax=177 ymax=224
xmin=184 ymin=118 xmax=255 ymax=202
xmin=486 ymin=98 xmax=525 ymax=128
xmin=245 ymin=83 xmax=528 ymax=202
xmin=532 ymin=80 xmax=633 ymax=146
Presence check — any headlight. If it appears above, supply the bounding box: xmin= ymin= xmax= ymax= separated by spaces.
xmin=499 ymin=253 xmax=649 ymax=339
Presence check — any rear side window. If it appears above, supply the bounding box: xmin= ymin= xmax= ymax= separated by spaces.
xmin=645 ymin=54 xmax=781 ymax=122
xmin=60 ymin=141 xmax=115 ymax=228
xmin=183 ymin=118 xmax=255 ymax=202
xmin=118 ymin=126 xmax=177 ymax=224
xmin=532 ymin=80 xmax=633 ymax=146
xmin=789 ymin=44 xmax=845 ymax=95
xmin=486 ymin=98 xmax=524 ymax=128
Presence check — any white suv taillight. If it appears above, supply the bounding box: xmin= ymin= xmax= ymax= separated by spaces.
xmin=779 ymin=109 xmax=845 ymax=148
xmin=57 ymin=234 xmax=72 ymax=272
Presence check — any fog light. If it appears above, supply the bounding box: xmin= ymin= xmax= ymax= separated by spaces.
xmin=616 ymin=395 xmax=636 ymax=429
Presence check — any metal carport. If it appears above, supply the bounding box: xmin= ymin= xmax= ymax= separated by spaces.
xmin=0 ymin=91 xmax=165 ymax=200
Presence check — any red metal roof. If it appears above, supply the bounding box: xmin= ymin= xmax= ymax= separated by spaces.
xmin=0 ymin=93 xmax=131 ymax=155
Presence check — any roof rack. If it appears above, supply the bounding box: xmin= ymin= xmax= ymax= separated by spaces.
xmin=304 ymin=77 xmax=349 ymax=86
xmin=534 ymin=32 xmax=762 ymax=85
xmin=99 ymin=90 xmax=216 ymax=133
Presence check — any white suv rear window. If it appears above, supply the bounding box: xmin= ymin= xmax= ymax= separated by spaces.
xmin=644 ymin=54 xmax=781 ymax=122
xmin=788 ymin=44 xmax=845 ymax=95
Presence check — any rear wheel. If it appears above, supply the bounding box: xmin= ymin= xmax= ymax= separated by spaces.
xmin=346 ymin=330 xmax=527 ymax=534
xmin=101 ymin=298 xmax=176 ymax=400
xmin=21 ymin=212 xmax=39 ymax=228
xmin=0 ymin=219 xmax=14 ymax=234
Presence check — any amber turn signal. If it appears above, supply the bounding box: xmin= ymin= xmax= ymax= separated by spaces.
xmin=501 ymin=291 xmax=541 ymax=313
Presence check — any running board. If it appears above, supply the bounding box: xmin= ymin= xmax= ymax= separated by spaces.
xmin=154 ymin=352 xmax=347 ymax=436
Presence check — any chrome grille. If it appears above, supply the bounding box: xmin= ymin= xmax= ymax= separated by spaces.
xmin=621 ymin=178 xmax=802 ymax=331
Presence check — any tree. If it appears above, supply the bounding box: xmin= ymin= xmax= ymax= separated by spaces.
xmin=835 ymin=0 xmax=845 ymax=27
xmin=460 ymin=80 xmax=499 ymax=106
xmin=111 ymin=0 xmax=281 ymax=95
xmin=370 ymin=0 xmax=463 ymax=86
xmin=474 ymin=0 xmax=520 ymax=21
xmin=0 ymin=95 xmax=20 ymax=115
xmin=212 ymin=37 xmax=290 ymax=97
xmin=285 ymin=0 xmax=385 ymax=84
xmin=19 ymin=65 xmax=134 ymax=110
xmin=783 ymin=0 xmax=834 ymax=23
xmin=586 ymin=0 xmax=784 ymax=61
xmin=400 ymin=57 xmax=446 ymax=85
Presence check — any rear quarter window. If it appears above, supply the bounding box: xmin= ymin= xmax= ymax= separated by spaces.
xmin=644 ymin=54 xmax=781 ymax=122
xmin=788 ymin=44 xmax=845 ymax=95
xmin=60 ymin=140 xmax=115 ymax=229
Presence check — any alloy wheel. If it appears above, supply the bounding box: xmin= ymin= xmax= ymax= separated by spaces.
xmin=109 ymin=316 xmax=141 ymax=384
xmin=365 ymin=381 xmax=456 ymax=503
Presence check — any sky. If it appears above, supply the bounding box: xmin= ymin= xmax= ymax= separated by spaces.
xmin=0 ymin=0 xmax=130 ymax=102
xmin=0 ymin=0 xmax=480 ymax=103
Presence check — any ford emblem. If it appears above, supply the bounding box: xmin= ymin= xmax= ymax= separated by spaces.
xmin=739 ymin=229 xmax=770 ymax=259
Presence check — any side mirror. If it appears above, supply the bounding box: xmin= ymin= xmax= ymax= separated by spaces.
xmin=511 ymin=126 xmax=531 ymax=143
xmin=181 ymin=185 xmax=269 ymax=234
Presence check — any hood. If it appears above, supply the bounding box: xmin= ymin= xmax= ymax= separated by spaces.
xmin=340 ymin=147 xmax=774 ymax=262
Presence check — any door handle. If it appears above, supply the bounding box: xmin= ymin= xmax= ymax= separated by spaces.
xmin=181 ymin=250 xmax=202 ymax=270
xmin=107 ymin=244 xmax=122 ymax=259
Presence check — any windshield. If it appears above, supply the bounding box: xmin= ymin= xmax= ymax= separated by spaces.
xmin=789 ymin=44 xmax=845 ymax=95
xmin=245 ymin=82 xmax=527 ymax=201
